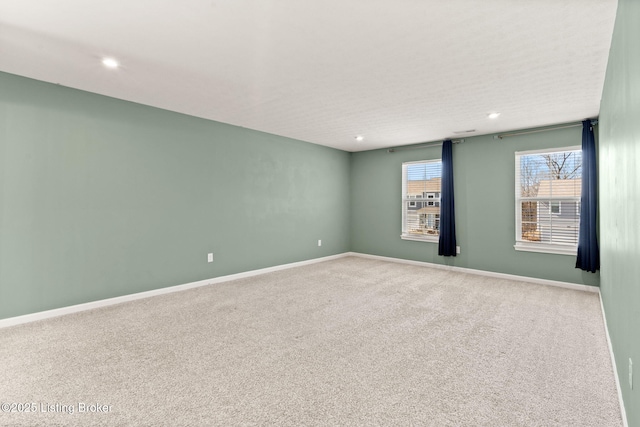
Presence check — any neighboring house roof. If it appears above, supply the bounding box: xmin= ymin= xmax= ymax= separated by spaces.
xmin=407 ymin=178 xmax=441 ymax=196
xmin=536 ymin=178 xmax=581 ymax=197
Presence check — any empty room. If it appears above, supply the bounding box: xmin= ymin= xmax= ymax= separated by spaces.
xmin=1 ymin=0 xmax=638 ymax=426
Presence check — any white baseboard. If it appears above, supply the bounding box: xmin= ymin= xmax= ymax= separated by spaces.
xmin=0 ymin=251 xmax=599 ymax=329
xmin=0 ymin=253 xmax=351 ymax=329
xmin=599 ymin=293 xmax=629 ymax=427
xmin=346 ymin=252 xmax=599 ymax=293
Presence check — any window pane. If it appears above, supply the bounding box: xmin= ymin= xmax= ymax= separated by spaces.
xmin=404 ymin=201 xmax=440 ymax=236
xmin=520 ymin=200 xmax=579 ymax=245
xmin=516 ymin=148 xmax=582 ymax=250
xmin=518 ymin=151 xmax=582 ymax=198
xmin=407 ymin=167 xmax=442 ymax=197
xmin=403 ymin=160 xmax=442 ymax=238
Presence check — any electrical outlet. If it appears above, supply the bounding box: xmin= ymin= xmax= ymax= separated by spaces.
xmin=207 ymin=253 xmax=213 ymax=263
xmin=318 ymin=240 xmax=322 ymax=247
xmin=630 ymin=358 xmax=633 ymax=390
xmin=456 ymin=246 xmax=461 ymax=254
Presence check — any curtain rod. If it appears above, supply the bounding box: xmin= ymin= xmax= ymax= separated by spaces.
xmin=496 ymin=119 xmax=598 ymax=140
xmin=387 ymin=139 xmax=464 ymax=153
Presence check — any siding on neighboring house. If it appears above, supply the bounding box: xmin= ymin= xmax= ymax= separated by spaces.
xmin=406 ymin=178 xmax=441 ymax=211
xmin=533 ymin=178 xmax=581 ymax=244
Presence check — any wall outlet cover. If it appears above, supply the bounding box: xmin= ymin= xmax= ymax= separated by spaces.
xmin=207 ymin=253 xmax=213 ymax=263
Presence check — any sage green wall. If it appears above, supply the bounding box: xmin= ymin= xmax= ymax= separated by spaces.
xmin=599 ymin=0 xmax=640 ymax=424
xmin=350 ymin=126 xmax=599 ymax=287
xmin=0 ymin=72 xmax=350 ymax=320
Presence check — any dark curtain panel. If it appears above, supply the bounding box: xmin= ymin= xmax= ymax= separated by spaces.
xmin=576 ymin=120 xmax=600 ymax=272
xmin=438 ymin=140 xmax=457 ymax=257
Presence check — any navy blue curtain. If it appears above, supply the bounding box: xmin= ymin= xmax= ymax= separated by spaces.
xmin=438 ymin=140 xmax=457 ymax=257
xmin=575 ymin=120 xmax=600 ymax=272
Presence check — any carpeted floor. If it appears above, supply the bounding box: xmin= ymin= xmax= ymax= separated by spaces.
xmin=0 ymin=257 xmax=622 ymax=426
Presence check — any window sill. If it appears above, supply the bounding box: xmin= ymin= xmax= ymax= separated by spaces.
xmin=401 ymin=234 xmax=439 ymax=243
xmin=514 ymin=242 xmax=577 ymax=256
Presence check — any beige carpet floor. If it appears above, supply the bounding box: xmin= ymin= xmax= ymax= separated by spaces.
xmin=0 ymin=256 xmax=623 ymax=426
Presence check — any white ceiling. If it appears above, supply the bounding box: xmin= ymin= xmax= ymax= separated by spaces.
xmin=0 ymin=0 xmax=617 ymax=152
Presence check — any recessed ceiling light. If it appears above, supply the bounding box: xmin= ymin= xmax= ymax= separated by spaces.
xmin=355 ymin=135 xmax=364 ymax=142
xmin=102 ymin=57 xmax=119 ymax=69
xmin=488 ymin=112 xmax=501 ymax=119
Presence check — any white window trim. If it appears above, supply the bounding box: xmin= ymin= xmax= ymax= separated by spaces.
xmin=515 ymin=145 xmax=581 ymax=156
xmin=401 ymin=234 xmax=439 ymax=243
xmin=401 ymin=159 xmax=441 ymax=244
xmin=514 ymin=145 xmax=581 ymax=256
xmin=514 ymin=242 xmax=577 ymax=256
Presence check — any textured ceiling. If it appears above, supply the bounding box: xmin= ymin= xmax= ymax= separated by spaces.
xmin=0 ymin=0 xmax=617 ymax=152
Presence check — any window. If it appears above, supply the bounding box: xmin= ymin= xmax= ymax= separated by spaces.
xmin=515 ymin=146 xmax=582 ymax=255
xmin=402 ymin=159 xmax=442 ymax=242
xmin=425 ymin=193 xmax=436 ymax=206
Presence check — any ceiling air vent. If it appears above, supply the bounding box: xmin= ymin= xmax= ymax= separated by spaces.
xmin=452 ymin=129 xmax=476 ymax=134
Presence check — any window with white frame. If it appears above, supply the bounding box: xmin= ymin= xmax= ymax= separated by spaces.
xmin=402 ymin=159 xmax=442 ymax=242
xmin=515 ymin=146 xmax=582 ymax=255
